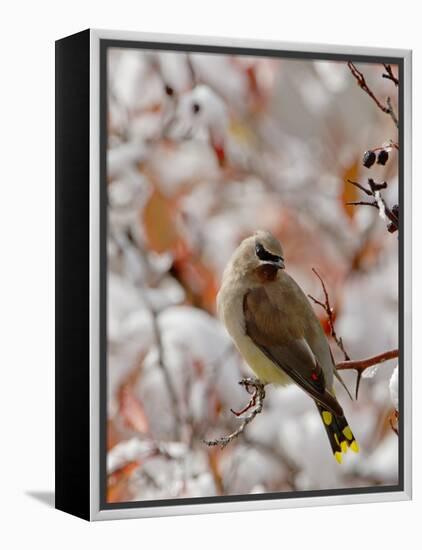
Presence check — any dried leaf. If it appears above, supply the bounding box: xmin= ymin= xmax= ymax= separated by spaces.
xmin=388 ymin=409 xmax=399 ymax=436
xmin=341 ymin=160 xmax=360 ymax=220
xmin=143 ymin=187 xmax=179 ymax=253
xmin=350 ymin=237 xmax=384 ymax=272
xmin=116 ymin=354 xmax=149 ymax=435
xmin=118 ymin=384 xmax=149 ymax=435
xmin=167 ymin=238 xmax=219 ymax=313
xmin=207 ymin=447 xmax=224 ymax=495
xmin=107 ymin=461 xmax=139 ymax=503
xmin=107 ymin=419 xmax=123 ymax=451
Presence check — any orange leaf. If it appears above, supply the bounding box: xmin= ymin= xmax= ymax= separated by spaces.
xmin=350 ymin=237 xmax=384 ymax=272
xmin=173 ymin=253 xmax=218 ymax=314
xmin=114 ymin=352 xmax=148 ymax=436
xmin=118 ymin=384 xmax=149 ymax=435
xmin=107 ymin=460 xmax=139 ymax=503
xmin=107 ymin=419 xmax=123 ymax=451
xmin=207 ymin=447 xmax=224 ymax=495
xmin=340 ymin=160 xmax=360 ymax=221
xmin=143 ymin=187 xmax=179 ymax=253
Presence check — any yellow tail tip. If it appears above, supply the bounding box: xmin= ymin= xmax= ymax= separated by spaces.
xmin=343 ymin=426 xmax=354 ymax=441
xmin=341 ymin=441 xmax=348 ymax=453
xmin=334 ymin=451 xmax=343 ymax=464
xmin=350 ymin=440 xmax=360 ymax=453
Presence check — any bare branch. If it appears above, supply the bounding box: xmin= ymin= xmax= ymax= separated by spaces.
xmin=368 ymin=140 xmax=399 ymax=152
xmin=308 ymin=268 xmax=350 ymax=361
xmin=347 ymin=61 xmax=399 ymax=128
xmin=337 ymin=348 xmax=398 ymax=400
xmin=346 ymin=200 xmax=379 ymax=208
xmin=347 ymin=62 xmax=389 ymax=112
xmin=336 ymin=348 xmax=399 ymax=372
xmin=382 ymin=64 xmax=399 ymax=87
xmin=203 ymin=378 xmax=266 ymax=448
xmin=387 ymin=96 xmax=399 ymax=127
xmin=347 ymin=179 xmax=374 ymax=196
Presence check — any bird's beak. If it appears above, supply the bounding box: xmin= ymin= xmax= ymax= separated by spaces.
xmin=268 ymin=257 xmax=285 ymax=270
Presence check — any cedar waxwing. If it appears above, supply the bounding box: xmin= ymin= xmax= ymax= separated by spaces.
xmin=217 ymin=230 xmax=359 ymax=463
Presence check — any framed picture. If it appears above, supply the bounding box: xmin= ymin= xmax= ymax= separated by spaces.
xmin=55 ymin=29 xmax=412 ymax=521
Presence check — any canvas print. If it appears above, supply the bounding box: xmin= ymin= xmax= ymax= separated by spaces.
xmin=104 ymin=46 xmax=400 ymax=505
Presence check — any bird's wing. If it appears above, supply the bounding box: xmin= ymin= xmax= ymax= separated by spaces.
xmin=243 ymin=287 xmax=343 ymax=416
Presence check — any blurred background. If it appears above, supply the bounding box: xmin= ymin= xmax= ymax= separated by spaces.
xmin=105 ymin=47 xmax=399 ymax=503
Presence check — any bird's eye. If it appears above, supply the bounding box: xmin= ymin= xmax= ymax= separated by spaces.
xmin=255 ymin=243 xmax=264 ymax=256
xmin=192 ymin=102 xmax=201 ymax=114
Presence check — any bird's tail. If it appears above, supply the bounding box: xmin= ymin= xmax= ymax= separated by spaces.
xmin=315 ymin=402 xmax=359 ymax=463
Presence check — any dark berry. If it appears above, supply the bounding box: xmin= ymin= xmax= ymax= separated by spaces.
xmin=377 ymin=149 xmax=389 ymax=165
xmin=164 ymin=85 xmax=174 ymax=96
xmin=363 ymin=150 xmax=376 ymax=168
xmin=192 ymin=102 xmax=201 ymax=114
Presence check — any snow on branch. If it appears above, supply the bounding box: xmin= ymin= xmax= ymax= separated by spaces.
xmin=347 ymin=178 xmax=399 ymax=234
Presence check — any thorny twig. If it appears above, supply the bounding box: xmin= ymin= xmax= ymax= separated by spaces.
xmin=347 ymin=178 xmax=399 ymax=234
xmin=204 ymin=378 xmax=266 ymax=448
xmin=308 ymin=268 xmax=350 ymax=361
xmin=383 ymin=64 xmax=399 ymax=87
xmin=347 ymin=61 xmax=399 ymax=128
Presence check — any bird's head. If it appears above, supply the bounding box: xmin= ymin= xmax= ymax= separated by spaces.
xmin=229 ymin=230 xmax=285 ymax=282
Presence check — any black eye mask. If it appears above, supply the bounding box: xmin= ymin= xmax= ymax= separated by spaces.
xmin=255 ymin=243 xmax=284 ymax=263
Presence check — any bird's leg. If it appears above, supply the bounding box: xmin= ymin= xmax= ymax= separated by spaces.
xmin=230 ymin=378 xmax=264 ymax=417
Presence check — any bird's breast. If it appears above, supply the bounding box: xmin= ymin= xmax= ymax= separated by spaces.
xmin=217 ymin=283 xmax=291 ymax=386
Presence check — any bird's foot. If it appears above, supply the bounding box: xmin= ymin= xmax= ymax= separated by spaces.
xmin=230 ymin=378 xmax=265 ymax=416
